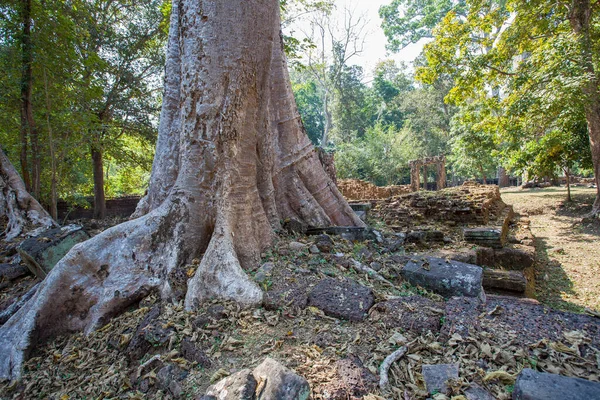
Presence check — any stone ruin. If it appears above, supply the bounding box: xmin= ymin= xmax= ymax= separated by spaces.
xmin=409 ymin=155 xmax=446 ymax=192
xmin=337 ymin=179 xmax=411 ymax=201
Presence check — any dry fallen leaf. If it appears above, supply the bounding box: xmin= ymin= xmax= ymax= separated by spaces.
xmin=483 ymin=370 xmax=516 ymax=384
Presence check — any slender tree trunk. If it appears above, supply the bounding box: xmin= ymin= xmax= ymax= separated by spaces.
xmin=570 ymin=0 xmax=600 ymax=216
xmin=0 ymin=0 xmax=363 ymax=380
xmin=0 ymin=147 xmax=56 ymax=241
xmin=321 ymin=91 xmax=332 ymax=146
xmin=479 ymin=164 xmax=487 ymax=184
xmin=19 ymin=0 xmax=41 ymax=199
xmin=18 ymin=0 xmax=34 ymax=193
xmin=43 ymin=69 xmax=58 ymax=220
xmin=91 ymin=146 xmax=106 ymax=219
xmin=565 ymin=167 xmax=572 ymax=202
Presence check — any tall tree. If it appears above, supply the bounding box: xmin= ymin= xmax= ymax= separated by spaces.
xmin=302 ymin=6 xmax=366 ymax=146
xmin=0 ymin=0 xmax=362 ymax=380
xmin=73 ymin=0 xmax=166 ymax=219
xmin=418 ymin=0 xmax=600 ymax=216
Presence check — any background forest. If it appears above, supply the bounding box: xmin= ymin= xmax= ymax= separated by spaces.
xmin=0 ymin=0 xmax=597 ymax=216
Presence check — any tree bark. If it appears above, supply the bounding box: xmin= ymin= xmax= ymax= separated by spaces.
xmin=0 ymin=147 xmax=56 ymax=241
xmin=91 ymin=147 xmax=106 ymax=219
xmin=0 ymin=0 xmax=363 ymax=380
xmin=570 ymin=0 xmax=600 ymax=216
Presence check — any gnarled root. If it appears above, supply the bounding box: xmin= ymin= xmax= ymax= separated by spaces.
xmin=185 ymin=229 xmax=262 ymax=309
xmin=0 ymin=205 xmax=178 ymax=380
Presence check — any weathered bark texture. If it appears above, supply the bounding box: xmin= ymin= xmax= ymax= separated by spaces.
xmin=570 ymin=0 xmax=600 ymax=216
xmin=0 ymin=148 xmax=56 ymax=241
xmin=0 ymin=0 xmax=362 ymax=380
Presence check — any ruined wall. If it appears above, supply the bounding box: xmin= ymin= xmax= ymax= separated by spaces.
xmin=338 ymin=179 xmax=411 ymax=201
xmin=373 ymin=182 xmax=506 ymax=226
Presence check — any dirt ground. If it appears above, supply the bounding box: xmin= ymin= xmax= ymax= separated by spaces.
xmin=501 ymin=186 xmax=600 ymax=313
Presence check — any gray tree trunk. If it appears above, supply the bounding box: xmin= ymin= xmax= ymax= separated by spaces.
xmin=0 ymin=0 xmax=363 ymax=380
xmin=0 ymin=147 xmax=56 ymax=241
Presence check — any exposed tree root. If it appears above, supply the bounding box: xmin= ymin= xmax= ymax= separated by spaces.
xmin=379 ymin=345 xmax=409 ymax=392
xmin=1 ymin=148 xmax=56 ymax=241
xmin=0 ymin=283 xmax=39 ymax=325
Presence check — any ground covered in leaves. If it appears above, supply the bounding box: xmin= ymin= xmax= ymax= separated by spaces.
xmin=1 ymin=186 xmax=600 ymax=400
xmin=501 ymin=186 xmax=600 ymax=312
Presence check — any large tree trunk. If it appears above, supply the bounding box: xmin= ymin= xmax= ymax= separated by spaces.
xmin=0 ymin=147 xmax=56 ymax=241
xmin=0 ymin=0 xmax=363 ymax=380
xmin=570 ymin=0 xmax=600 ymax=216
xmin=91 ymin=147 xmax=106 ymax=219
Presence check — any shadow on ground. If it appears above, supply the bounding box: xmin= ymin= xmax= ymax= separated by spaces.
xmin=532 ymin=236 xmax=584 ymax=313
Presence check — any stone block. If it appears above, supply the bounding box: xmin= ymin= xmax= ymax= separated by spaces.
xmin=422 ymin=363 xmax=459 ymax=395
xmin=204 ymin=369 xmax=256 ymax=400
xmin=308 ymin=278 xmax=374 ymax=321
xmin=252 ymin=357 xmax=310 ymax=400
xmin=402 ymin=257 xmax=483 ymax=298
xmin=513 ymin=368 xmax=600 ymax=400
xmin=465 ymin=383 xmax=495 ymax=400
xmin=18 ymin=225 xmax=90 ymax=278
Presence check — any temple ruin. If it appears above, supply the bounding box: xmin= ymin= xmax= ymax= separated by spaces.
xmin=409 ymin=155 xmax=446 ymax=191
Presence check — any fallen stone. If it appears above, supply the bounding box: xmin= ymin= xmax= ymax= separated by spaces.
xmin=402 ymin=257 xmax=483 ymax=298
xmin=282 ymin=218 xmax=307 ymax=234
xmin=313 ymin=234 xmax=334 ymax=253
xmin=18 ymin=225 xmax=90 ymax=278
xmin=422 ymin=363 xmax=459 ymax=395
xmin=308 ymin=278 xmax=374 ymax=321
xmin=126 ymin=306 xmax=174 ymax=361
xmin=370 ymin=296 xmax=445 ymax=334
xmin=482 ymin=269 xmax=527 ymax=293
xmin=322 ymin=355 xmax=378 ymax=399
xmin=476 ymin=246 xmax=535 ymax=270
xmin=252 ymin=357 xmax=310 ymax=400
xmin=180 ymin=338 xmax=211 ymax=367
xmin=0 ymin=263 xmax=28 ymax=281
xmin=309 ymin=244 xmax=320 ymax=254
xmin=306 ymin=226 xmax=375 ymax=242
xmin=513 ymin=368 xmax=600 ymax=400
xmin=464 ymin=383 xmax=495 ymax=400
xmin=157 ymin=364 xmax=187 ymax=398
xmin=204 ymin=369 xmax=256 ymax=400
xmin=464 ymin=228 xmax=504 ymax=249
xmin=406 ymin=229 xmax=444 ymax=244
xmin=289 ymin=241 xmax=307 ymax=251
xmin=369 ymin=261 xmax=382 ymax=271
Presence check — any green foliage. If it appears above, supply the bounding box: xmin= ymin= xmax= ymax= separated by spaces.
xmin=336 ymin=123 xmax=418 ymax=185
xmin=414 ymin=0 xmax=598 ymax=184
xmin=379 ymin=0 xmax=467 ymax=51
xmin=291 ymin=69 xmax=324 ymax=145
xmin=0 ymin=0 xmax=166 ymax=204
